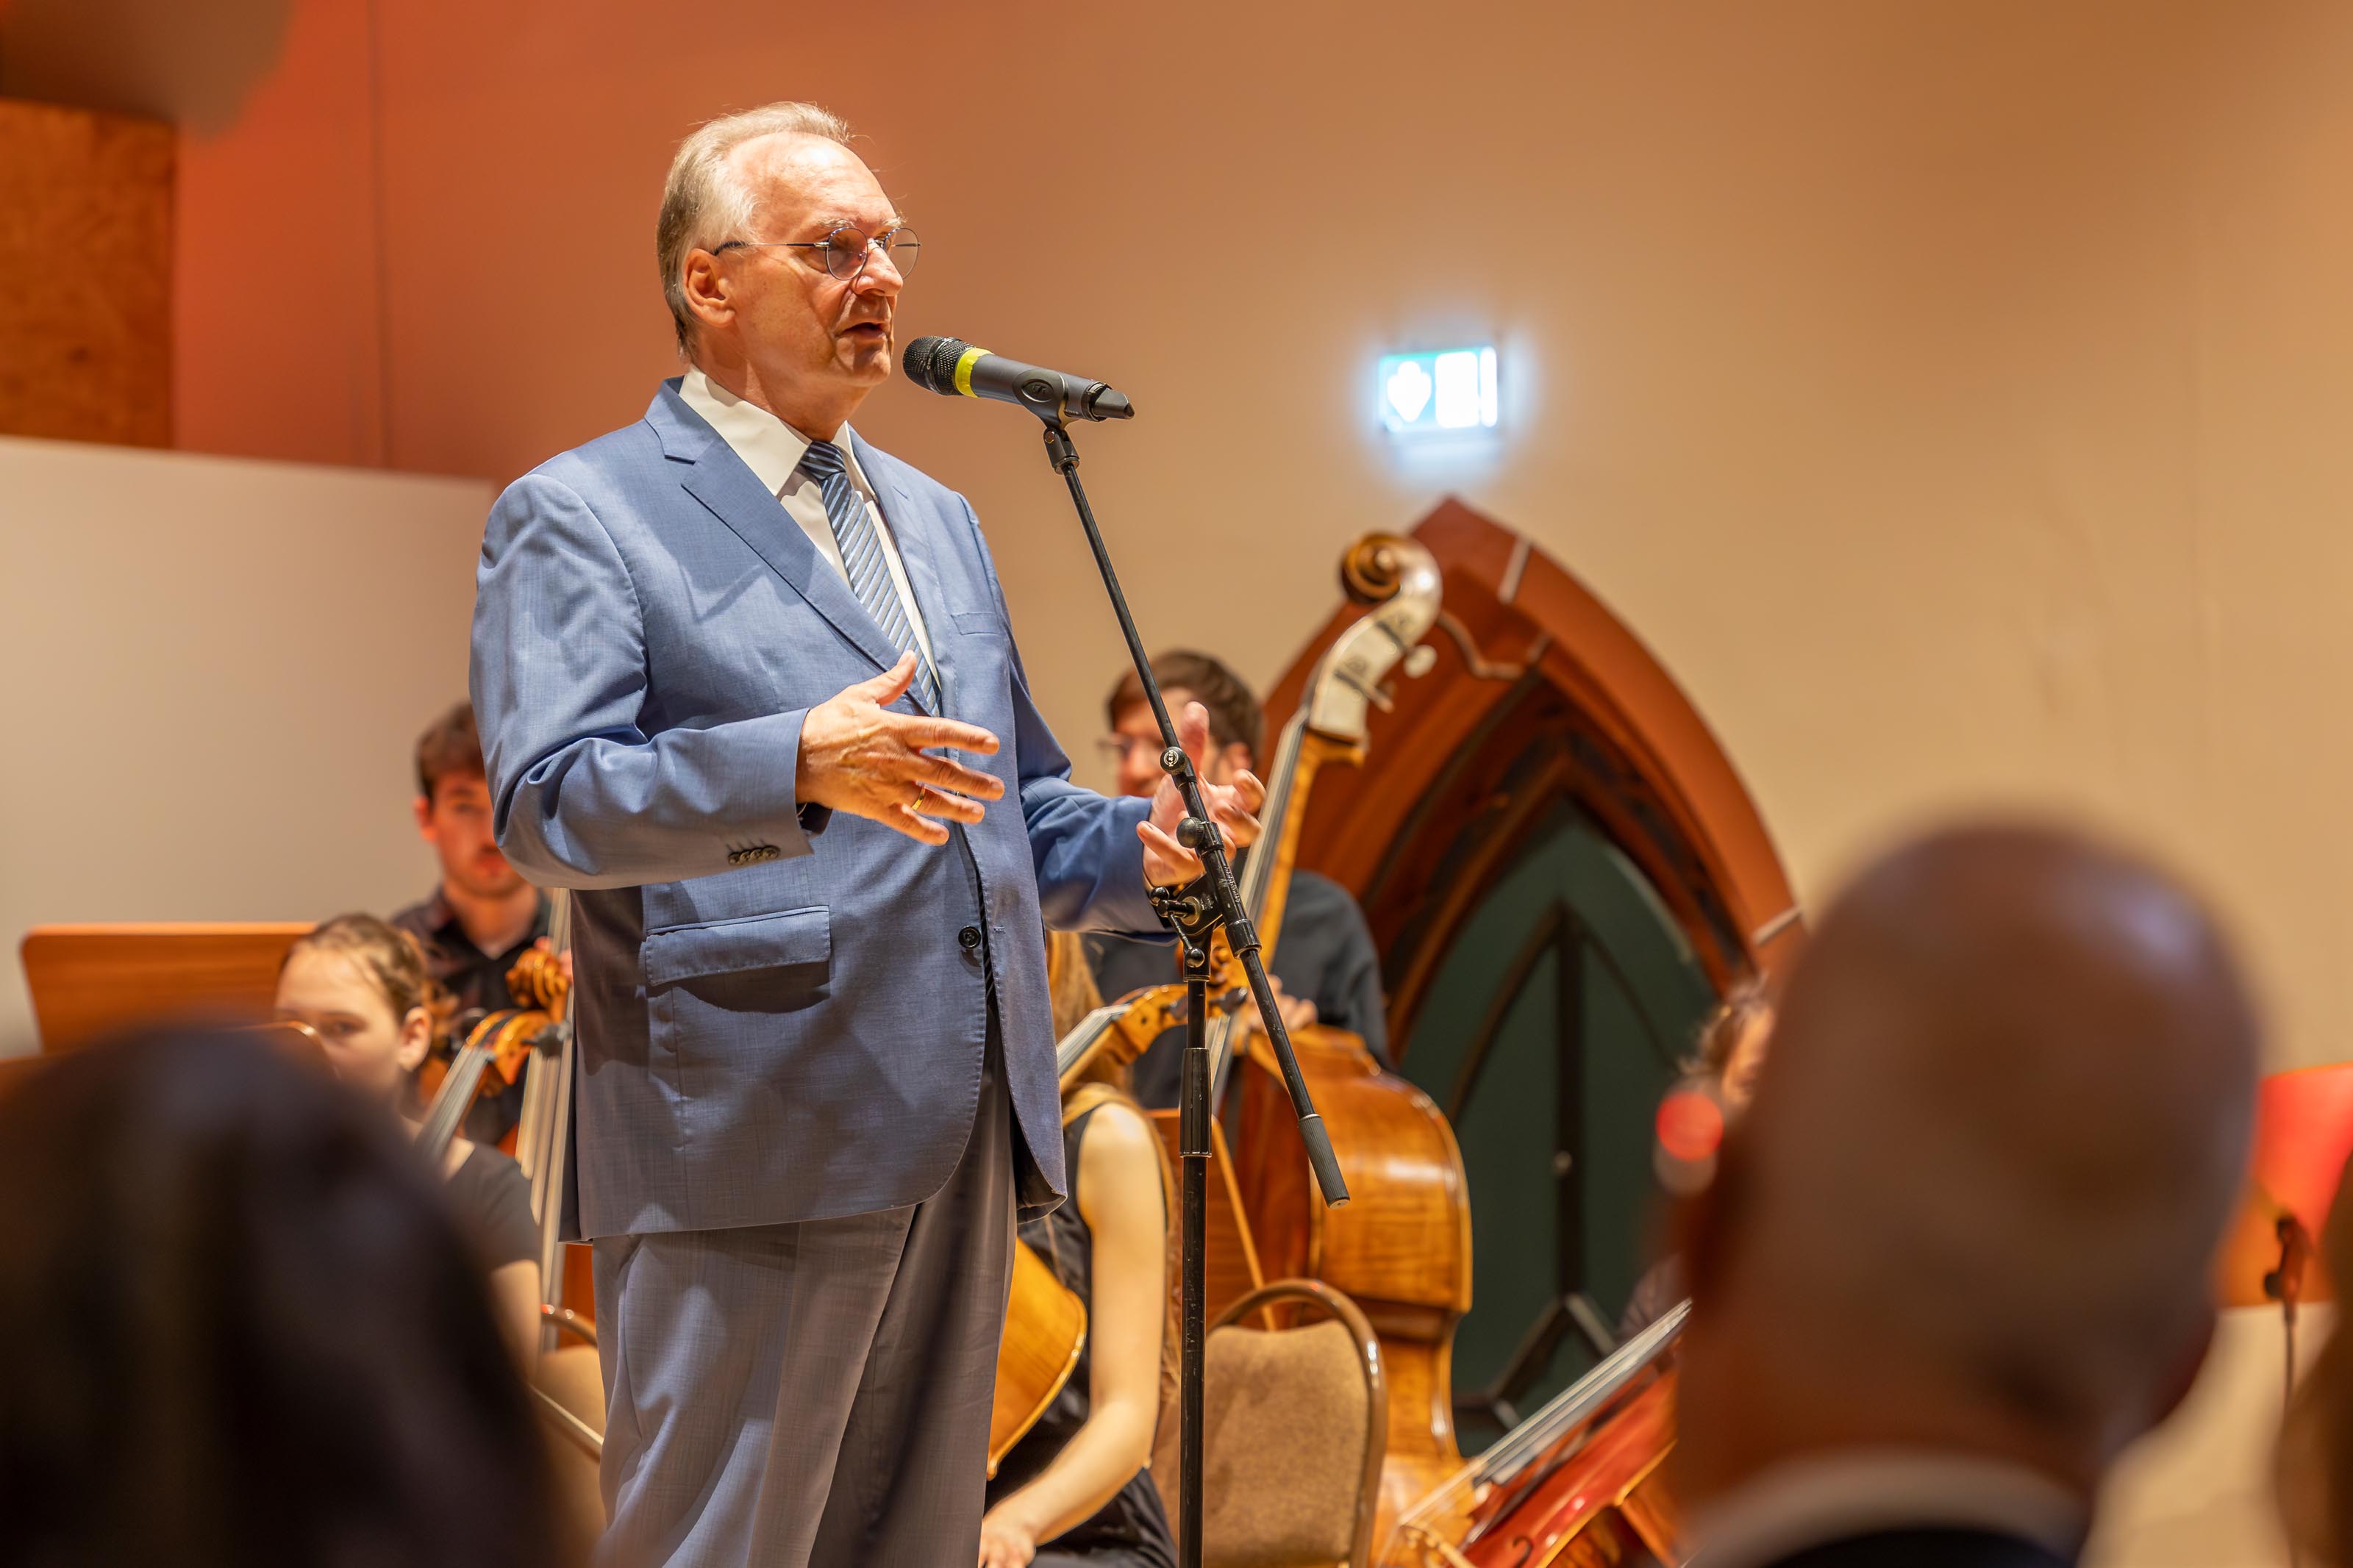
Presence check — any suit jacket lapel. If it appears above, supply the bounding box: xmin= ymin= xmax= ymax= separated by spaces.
xmin=651 ymin=384 xmax=915 ymax=696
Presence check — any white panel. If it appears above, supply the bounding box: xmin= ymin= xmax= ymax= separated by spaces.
xmin=0 ymin=436 xmax=490 ymax=1050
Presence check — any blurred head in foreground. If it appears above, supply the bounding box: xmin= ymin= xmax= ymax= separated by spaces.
xmin=1674 ymin=823 xmax=2260 ymax=1542
xmin=0 ymin=1030 xmax=559 ymax=1567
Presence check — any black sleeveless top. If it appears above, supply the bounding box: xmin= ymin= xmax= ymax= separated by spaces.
xmin=985 ymin=1105 xmax=1176 ymax=1567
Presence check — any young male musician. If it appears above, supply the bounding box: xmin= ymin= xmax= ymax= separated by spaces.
xmin=1090 ymin=650 xmax=1388 ymax=1108
xmin=468 ymin=103 xmax=1261 ymax=1568
xmin=390 ymin=701 xmax=549 ymax=1141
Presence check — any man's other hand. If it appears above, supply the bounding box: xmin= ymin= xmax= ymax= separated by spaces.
xmin=796 ymin=654 xmax=1006 ymax=846
xmin=1140 ymin=701 xmax=1267 ymax=886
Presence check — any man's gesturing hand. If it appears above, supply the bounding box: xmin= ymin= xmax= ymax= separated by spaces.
xmin=796 ymin=654 xmax=1005 ymax=846
xmin=1140 ymin=701 xmax=1268 ymax=886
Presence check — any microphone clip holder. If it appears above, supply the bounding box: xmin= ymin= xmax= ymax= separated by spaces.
xmin=1032 ymin=412 xmax=1346 ymax=1568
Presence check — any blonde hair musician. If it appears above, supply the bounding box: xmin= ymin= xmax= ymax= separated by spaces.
xmin=1620 ymin=975 xmax=1777 ymax=1339
xmin=981 ymin=934 xmax=1179 ymax=1568
xmin=274 ymin=914 xmax=543 ymax=1366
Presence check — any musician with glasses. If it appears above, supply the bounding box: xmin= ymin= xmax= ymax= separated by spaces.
xmin=469 ymin=102 xmax=1262 ymax=1568
xmin=1089 ymin=651 xmax=1390 ymax=1109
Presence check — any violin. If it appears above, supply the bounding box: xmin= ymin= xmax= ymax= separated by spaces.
xmin=1388 ymin=1304 xmax=1687 ymax=1567
xmin=416 ymin=942 xmax=570 ymax=1167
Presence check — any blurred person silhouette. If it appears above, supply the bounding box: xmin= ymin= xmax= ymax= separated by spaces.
xmin=1674 ymin=823 xmax=2260 ymax=1568
xmin=276 ymin=913 xmax=543 ymax=1364
xmin=1619 ymin=975 xmax=1775 ymax=1338
xmin=0 ymin=1027 xmax=563 ymax=1567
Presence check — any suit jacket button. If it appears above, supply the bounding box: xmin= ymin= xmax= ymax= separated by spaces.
xmin=957 ymin=924 xmax=982 ymax=952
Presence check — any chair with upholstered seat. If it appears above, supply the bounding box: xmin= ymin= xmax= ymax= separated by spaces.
xmin=1195 ymin=1278 xmax=1388 ymax=1568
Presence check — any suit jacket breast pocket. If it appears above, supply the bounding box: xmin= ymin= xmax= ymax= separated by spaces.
xmin=643 ymin=906 xmax=833 ymax=1022
xmin=951 ymin=608 xmax=1009 ymax=640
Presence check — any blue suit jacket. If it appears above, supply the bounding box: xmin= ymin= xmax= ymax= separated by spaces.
xmin=470 ymin=381 xmax=1162 ymax=1238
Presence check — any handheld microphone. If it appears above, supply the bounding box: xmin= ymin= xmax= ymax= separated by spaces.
xmin=901 ymin=336 xmax=1135 ymax=423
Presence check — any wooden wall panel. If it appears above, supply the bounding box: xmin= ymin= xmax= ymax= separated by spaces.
xmin=0 ymin=97 xmax=172 ymax=446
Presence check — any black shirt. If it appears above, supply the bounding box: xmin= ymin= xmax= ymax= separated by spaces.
xmin=390 ymin=887 xmax=551 ymax=1144
xmin=1086 ymin=869 xmax=1389 ymax=1111
xmin=443 ymin=1144 xmax=540 ymax=1271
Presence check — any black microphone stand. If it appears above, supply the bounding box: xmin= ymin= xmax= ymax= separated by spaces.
xmin=1030 ymin=413 xmax=1351 ymax=1567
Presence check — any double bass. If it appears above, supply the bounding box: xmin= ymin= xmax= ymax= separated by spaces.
xmin=1211 ymin=534 xmax=1476 ymax=1549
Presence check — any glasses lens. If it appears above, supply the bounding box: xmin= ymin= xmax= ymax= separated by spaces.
xmin=821 ymin=226 xmax=869 ymax=281
xmin=823 ymin=226 xmax=921 ymax=281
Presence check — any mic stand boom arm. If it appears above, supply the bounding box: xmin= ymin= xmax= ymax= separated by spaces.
xmin=1036 ymin=418 xmax=1349 ymax=1568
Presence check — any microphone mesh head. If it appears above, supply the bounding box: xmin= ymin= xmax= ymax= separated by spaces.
xmin=901 ymin=335 xmax=967 ymax=394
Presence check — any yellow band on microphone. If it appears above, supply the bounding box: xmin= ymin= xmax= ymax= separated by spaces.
xmin=953 ymin=345 xmax=990 ymax=398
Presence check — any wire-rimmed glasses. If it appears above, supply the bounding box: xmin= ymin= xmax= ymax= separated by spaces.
xmin=711 ymin=223 xmax=921 ymax=282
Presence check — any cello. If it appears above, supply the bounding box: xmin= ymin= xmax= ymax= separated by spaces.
xmin=1213 ymin=533 xmax=1474 ymax=1551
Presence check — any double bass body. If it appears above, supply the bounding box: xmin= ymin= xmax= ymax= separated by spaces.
xmin=1235 ymin=1023 xmax=1474 ymax=1546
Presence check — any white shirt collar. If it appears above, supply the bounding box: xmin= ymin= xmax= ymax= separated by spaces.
xmin=1685 ymin=1450 xmax=2087 ymax=1568
xmin=676 ymin=367 xmax=866 ymax=498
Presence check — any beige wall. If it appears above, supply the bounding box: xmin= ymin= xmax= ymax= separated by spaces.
xmin=10 ymin=10 xmax=2349 ymax=1556
xmin=0 ymin=436 xmax=490 ymax=1048
xmin=156 ymin=0 xmax=2353 ymax=1072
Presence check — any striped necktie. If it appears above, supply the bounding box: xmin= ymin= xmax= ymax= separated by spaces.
xmin=798 ymin=439 xmax=939 ymax=712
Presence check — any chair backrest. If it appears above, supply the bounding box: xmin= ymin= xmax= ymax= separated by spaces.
xmin=1199 ymin=1279 xmax=1386 ymax=1568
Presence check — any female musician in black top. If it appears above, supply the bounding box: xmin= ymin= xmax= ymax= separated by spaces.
xmin=274 ymin=913 xmax=542 ymax=1364
xmin=979 ymin=934 xmax=1178 ymax=1568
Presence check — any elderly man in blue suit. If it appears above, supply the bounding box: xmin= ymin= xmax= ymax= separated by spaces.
xmin=471 ymin=101 xmax=1261 ymax=1568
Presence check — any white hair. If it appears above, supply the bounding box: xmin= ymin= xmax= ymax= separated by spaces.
xmin=656 ymin=101 xmax=854 ymax=357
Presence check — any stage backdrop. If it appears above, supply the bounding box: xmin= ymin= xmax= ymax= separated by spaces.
xmin=129 ymin=0 xmax=2353 ymax=1086
xmin=0 ymin=435 xmax=490 ymax=1050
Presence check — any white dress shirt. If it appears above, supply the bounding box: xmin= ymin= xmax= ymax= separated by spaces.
xmin=1685 ymin=1450 xmax=2088 ymax=1568
xmin=677 ymin=367 xmax=935 ymax=668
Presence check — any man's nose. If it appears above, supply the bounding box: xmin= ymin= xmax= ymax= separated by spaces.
xmin=854 ymin=246 xmax=904 ymax=297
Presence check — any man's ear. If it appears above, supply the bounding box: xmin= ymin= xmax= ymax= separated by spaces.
xmin=413 ymin=795 xmax=435 ymax=838
xmin=681 ymin=250 xmax=735 ymax=337
xmin=395 ymin=1007 xmax=434 ymax=1074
